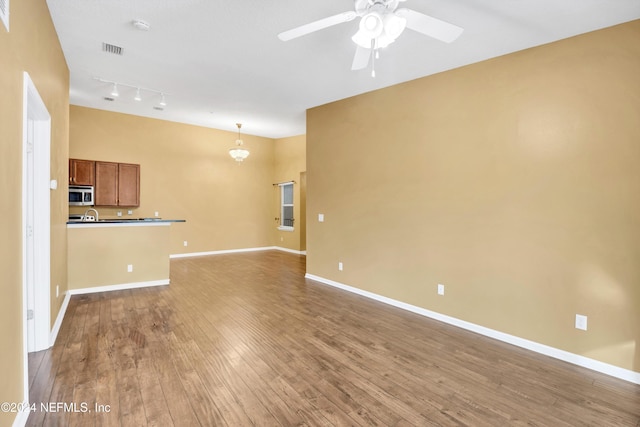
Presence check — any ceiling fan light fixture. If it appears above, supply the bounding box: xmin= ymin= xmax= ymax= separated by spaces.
xmin=352 ymin=29 xmax=373 ymax=48
xmin=383 ymin=13 xmax=406 ymax=40
xmin=359 ymin=12 xmax=384 ymax=38
xmin=375 ymin=34 xmax=394 ymax=49
xmin=280 ymin=0 xmax=464 ymax=77
xmin=353 ymin=11 xmax=405 ymax=49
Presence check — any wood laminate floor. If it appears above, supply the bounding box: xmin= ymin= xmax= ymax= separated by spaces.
xmin=28 ymin=251 xmax=640 ymax=426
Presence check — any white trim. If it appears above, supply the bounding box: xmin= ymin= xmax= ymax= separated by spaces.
xmin=0 ymin=0 xmax=9 ymax=32
xmin=170 ymin=246 xmax=306 ymax=258
xmin=23 ymin=72 xmax=52 ymax=352
xmin=305 ymin=273 xmax=640 ymax=385
xmin=170 ymin=246 xmax=275 ymax=258
xmin=12 ymin=404 xmax=29 ymax=427
xmin=49 ymin=291 xmax=71 ymax=346
xmin=21 ymin=72 xmax=51 ymax=408
xmin=68 ymin=279 xmax=169 ymax=296
xmin=279 ymin=182 xmax=294 ymax=229
xmin=67 ymin=222 xmax=170 ymax=229
xmin=274 ymin=246 xmax=306 ymax=255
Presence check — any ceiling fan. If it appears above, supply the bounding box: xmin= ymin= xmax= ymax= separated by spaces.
xmin=278 ymin=0 xmax=464 ymax=76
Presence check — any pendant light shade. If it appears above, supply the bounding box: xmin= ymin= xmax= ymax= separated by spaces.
xmin=229 ymin=123 xmax=250 ymax=162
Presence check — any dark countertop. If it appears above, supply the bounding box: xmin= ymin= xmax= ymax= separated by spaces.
xmin=67 ymin=218 xmax=185 ymax=225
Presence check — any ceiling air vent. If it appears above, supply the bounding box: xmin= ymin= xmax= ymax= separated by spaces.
xmin=0 ymin=0 xmax=9 ymax=32
xmin=153 ymin=106 xmax=164 ymax=111
xmin=103 ymin=97 xmax=115 ymax=102
xmin=102 ymin=42 xmax=123 ymax=56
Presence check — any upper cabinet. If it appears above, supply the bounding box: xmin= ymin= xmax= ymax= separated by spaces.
xmin=69 ymin=159 xmax=95 ymax=186
xmin=117 ymin=163 xmax=140 ymax=206
xmin=95 ymin=161 xmax=140 ymax=207
xmin=95 ymin=161 xmax=118 ymax=206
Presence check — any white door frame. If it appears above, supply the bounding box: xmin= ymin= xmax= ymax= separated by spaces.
xmin=21 ymin=72 xmax=52 ymax=403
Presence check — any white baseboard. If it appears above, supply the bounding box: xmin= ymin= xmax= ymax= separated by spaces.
xmin=305 ymin=273 xmax=640 ymax=385
xmin=68 ymin=279 xmax=170 ymax=296
xmin=49 ymin=291 xmax=71 ymax=346
xmin=12 ymin=402 xmax=30 ymax=427
xmin=170 ymin=246 xmax=306 ymax=258
xmin=170 ymin=246 xmax=274 ymax=258
xmin=273 ymin=246 xmax=307 ymax=255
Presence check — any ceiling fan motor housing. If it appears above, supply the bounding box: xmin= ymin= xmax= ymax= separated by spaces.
xmin=355 ymin=0 xmax=400 ymax=15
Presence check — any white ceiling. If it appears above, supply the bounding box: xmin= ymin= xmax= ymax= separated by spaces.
xmin=46 ymin=0 xmax=640 ymax=139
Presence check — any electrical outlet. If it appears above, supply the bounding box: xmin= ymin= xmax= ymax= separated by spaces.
xmin=575 ymin=314 xmax=588 ymax=331
xmin=338 ymin=262 xmax=343 ymax=271
xmin=437 ymin=284 xmax=445 ymax=295
xmin=183 ymin=241 xmax=188 ymax=247
xmin=154 ymin=211 xmax=159 ymax=217
xmin=127 ymin=264 xmax=133 ymax=273
xmin=117 ymin=211 xmax=122 ymax=217
xmin=318 ymin=213 xmax=325 ymax=222
xmin=128 ymin=210 xmax=133 ymax=215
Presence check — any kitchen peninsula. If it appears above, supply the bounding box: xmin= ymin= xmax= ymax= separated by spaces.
xmin=67 ymin=218 xmax=185 ymax=294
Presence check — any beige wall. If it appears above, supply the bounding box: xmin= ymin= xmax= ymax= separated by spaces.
xmin=0 ymin=0 xmax=69 ymax=424
xmin=307 ymin=21 xmax=640 ymax=373
xmin=68 ymin=224 xmax=170 ymax=289
xmin=273 ymin=135 xmax=307 ymax=251
xmin=69 ymin=106 xmax=307 ymax=254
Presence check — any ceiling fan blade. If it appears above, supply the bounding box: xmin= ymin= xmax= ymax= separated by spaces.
xmin=351 ymin=46 xmax=371 ymax=70
xmin=278 ymin=11 xmax=357 ymax=41
xmin=395 ymin=8 xmax=463 ymax=43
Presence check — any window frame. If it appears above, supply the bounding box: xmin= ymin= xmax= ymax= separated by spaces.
xmin=278 ymin=182 xmax=294 ymax=231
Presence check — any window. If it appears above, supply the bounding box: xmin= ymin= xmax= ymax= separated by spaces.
xmin=278 ymin=182 xmax=294 ymax=231
xmin=0 ymin=0 xmax=8 ymax=32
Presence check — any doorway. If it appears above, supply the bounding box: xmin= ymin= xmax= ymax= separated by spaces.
xmin=22 ymin=72 xmax=52 ymax=402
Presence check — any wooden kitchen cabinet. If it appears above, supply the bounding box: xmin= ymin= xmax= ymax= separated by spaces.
xmin=69 ymin=159 xmax=95 ymax=186
xmin=95 ymin=161 xmax=140 ymax=207
xmin=117 ymin=163 xmax=140 ymax=206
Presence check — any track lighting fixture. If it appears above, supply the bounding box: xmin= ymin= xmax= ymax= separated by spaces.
xmin=95 ymin=77 xmax=168 ymax=108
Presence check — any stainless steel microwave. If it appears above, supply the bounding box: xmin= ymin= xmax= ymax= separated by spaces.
xmin=69 ymin=185 xmax=94 ymax=206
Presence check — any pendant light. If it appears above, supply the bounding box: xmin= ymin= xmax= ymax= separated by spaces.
xmin=229 ymin=123 xmax=250 ymax=162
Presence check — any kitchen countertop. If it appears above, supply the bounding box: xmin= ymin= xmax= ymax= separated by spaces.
xmin=67 ymin=218 xmax=185 ymax=227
